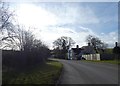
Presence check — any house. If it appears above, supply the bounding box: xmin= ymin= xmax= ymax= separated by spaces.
xmin=68 ymin=43 xmax=96 ymax=60
xmin=68 ymin=45 xmax=83 ymax=60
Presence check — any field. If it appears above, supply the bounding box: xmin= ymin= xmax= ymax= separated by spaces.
xmin=3 ymin=60 xmax=63 ymax=84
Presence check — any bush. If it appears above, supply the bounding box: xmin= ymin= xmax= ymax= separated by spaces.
xmin=2 ymin=47 xmax=50 ymax=71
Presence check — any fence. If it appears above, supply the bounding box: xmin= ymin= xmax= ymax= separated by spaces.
xmin=82 ymin=54 xmax=100 ymax=60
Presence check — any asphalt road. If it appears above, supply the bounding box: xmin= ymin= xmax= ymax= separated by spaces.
xmin=56 ymin=59 xmax=118 ymax=84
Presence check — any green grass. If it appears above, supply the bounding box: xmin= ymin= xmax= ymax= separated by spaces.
xmin=82 ymin=60 xmax=120 ymax=65
xmin=3 ymin=60 xmax=63 ymax=84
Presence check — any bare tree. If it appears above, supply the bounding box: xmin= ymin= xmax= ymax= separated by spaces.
xmin=0 ymin=2 xmax=15 ymax=31
xmin=1 ymin=24 xmax=23 ymax=50
xmin=53 ymin=36 xmax=75 ymax=59
xmin=53 ymin=36 xmax=75 ymax=50
xmin=0 ymin=2 xmax=16 ymax=49
xmin=13 ymin=25 xmax=35 ymax=51
xmin=86 ymin=35 xmax=108 ymax=53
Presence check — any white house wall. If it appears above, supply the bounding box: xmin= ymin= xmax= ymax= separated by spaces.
xmin=82 ymin=54 xmax=100 ymax=60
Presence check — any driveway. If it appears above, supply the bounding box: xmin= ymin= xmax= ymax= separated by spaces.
xmin=56 ymin=59 xmax=118 ymax=84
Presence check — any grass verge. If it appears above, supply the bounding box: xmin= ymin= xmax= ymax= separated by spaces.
xmin=3 ymin=60 xmax=63 ymax=84
xmin=81 ymin=60 xmax=120 ymax=65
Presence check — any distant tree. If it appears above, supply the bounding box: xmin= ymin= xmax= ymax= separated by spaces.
xmin=86 ymin=35 xmax=108 ymax=53
xmin=53 ymin=36 xmax=75 ymax=50
xmin=53 ymin=36 xmax=75 ymax=59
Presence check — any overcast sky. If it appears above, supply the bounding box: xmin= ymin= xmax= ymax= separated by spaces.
xmin=10 ymin=2 xmax=118 ymax=49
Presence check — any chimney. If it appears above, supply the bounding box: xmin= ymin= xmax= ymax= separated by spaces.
xmin=115 ymin=42 xmax=118 ymax=47
xmin=76 ymin=45 xmax=79 ymax=48
xmin=88 ymin=43 xmax=90 ymax=46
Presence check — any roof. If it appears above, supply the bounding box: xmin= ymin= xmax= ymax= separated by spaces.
xmin=81 ymin=45 xmax=96 ymax=54
xmin=71 ymin=48 xmax=83 ymax=54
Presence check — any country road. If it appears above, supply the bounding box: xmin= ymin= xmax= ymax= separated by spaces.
xmin=56 ymin=59 xmax=118 ymax=84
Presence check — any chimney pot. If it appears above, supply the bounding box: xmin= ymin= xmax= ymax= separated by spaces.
xmin=76 ymin=45 xmax=79 ymax=48
xmin=88 ymin=43 xmax=90 ymax=46
xmin=115 ymin=42 xmax=118 ymax=47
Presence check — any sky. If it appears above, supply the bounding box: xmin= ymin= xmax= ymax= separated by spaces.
xmin=9 ymin=2 xmax=118 ymax=49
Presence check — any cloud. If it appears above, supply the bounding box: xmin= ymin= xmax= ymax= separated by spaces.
xmin=99 ymin=31 xmax=118 ymax=47
xmin=3 ymin=0 xmax=120 ymax=2
xmin=16 ymin=3 xmax=100 ymax=28
xmin=45 ymin=3 xmax=100 ymax=25
xmin=16 ymin=4 xmax=58 ymax=27
xmin=13 ymin=3 xmax=117 ymax=49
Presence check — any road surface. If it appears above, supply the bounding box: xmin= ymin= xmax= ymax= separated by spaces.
xmin=56 ymin=59 xmax=118 ymax=84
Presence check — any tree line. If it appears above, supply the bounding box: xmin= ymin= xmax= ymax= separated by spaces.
xmin=52 ymin=35 xmax=119 ymax=60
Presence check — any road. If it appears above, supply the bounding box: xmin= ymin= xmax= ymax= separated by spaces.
xmin=56 ymin=59 xmax=118 ymax=84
